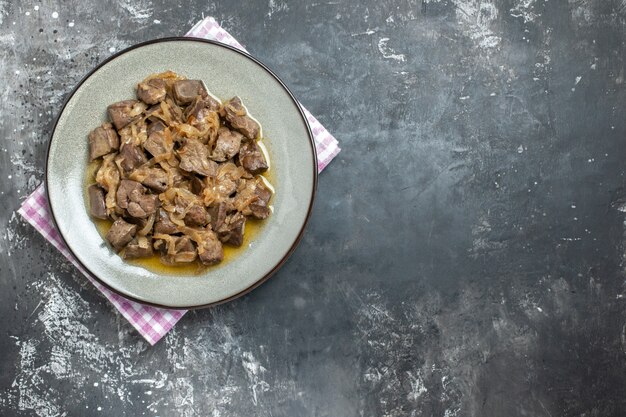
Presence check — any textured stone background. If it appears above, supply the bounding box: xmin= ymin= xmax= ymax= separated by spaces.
xmin=1 ymin=0 xmax=625 ymax=416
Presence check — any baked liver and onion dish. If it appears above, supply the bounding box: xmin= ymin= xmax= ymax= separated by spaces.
xmin=86 ymin=71 xmax=273 ymax=267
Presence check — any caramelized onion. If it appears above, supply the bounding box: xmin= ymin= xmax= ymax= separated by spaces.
xmin=138 ymin=213 xmax=155 ymax=236
xmin=153 ymin=234 xmax=178 ymax=255
xmin=143 ymin=70 xmax=184 ymax=82
xmin=129 ymin=101 xmax=148 ymax=117
xmin=95 ymin=154 xmax=120 ymax=214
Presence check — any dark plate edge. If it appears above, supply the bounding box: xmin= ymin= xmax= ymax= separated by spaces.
xmin=45 ymin=37 xmax=318 ymax=310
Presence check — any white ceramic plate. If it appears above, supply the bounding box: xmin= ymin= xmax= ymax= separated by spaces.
xmin=46 ymin=38 xmax=317 ymax=308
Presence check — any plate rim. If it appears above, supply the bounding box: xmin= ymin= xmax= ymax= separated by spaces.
xmin=45 ymin=37 xmax=318 ymax=310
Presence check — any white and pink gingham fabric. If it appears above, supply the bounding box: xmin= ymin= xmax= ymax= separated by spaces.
xmin=18 ymin=17 xmax=340 ymax=345
xmin=18 ymin=186 xmax=185 ymax=345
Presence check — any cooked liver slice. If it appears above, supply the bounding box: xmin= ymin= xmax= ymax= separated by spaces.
xmin=234 ymin=178 xmax=272 ymax=219
xmin=154 ymin=209 xmax=178 ymax=235
xmin=184 ymin=96 xmax=221 ymax=122
xmin=211 ymin=127 xmax=243 ymax=162
xmin=116 ymin=180 xmax=145 ymax=210
xmin=130 ymin=167 xmax=169 ymax=193
xmin=127 ymin=194 xmax=159 ymax=219
xmin=222 ymin=97 xmax=260 ymax=140
xmin=106 ymin=219 xmax=137 ymax=251
xmin=184 ymin=205 xmax=211 ymax=227
xmin=172 ymin=80 xmax=207 ymax=105
xmin=117 ymin=144 xmax=148 ymax=174
xmin=143 ymin=130 xmax=173 ymax=159
xmin=208 ymin=202 xmax=229 ymax=231
xmin=214 ymin=163 xmax=241 ymax=198
xmin=217 ymin=212 xmax=246 ymax=246
xmin=178 ymin=139 xmax=218 ymax=177
xmin=116 ymin=179 xmax=159 ymax=219
xmin=238 ymin=141 xmax=268 ymax=175
xmin=123 ymin=237 xmax=154 ymax=259
xmin=250 ymin=179 xmax=272 ymax=220
xmin=137 ymin=78 xmax=166 ymax=105
xmin=88 ymin=123 xmax=119 ymax=161
xmin=88 ymin=184 xmax=108 ymax=219
xmin=107 ymin=100 xmax=140 ymax=130
xmin=147 ymin=119 xmax=166 ymax=136
xmin=197 ymin=231 xmax=224 ymax=265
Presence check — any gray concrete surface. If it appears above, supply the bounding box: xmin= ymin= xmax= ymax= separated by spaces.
xmin=1 ymin=0 xmax=626 ymax=416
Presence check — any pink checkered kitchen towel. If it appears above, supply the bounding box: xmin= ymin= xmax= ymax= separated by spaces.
xmin=18 ymin=16 xmax=340 ymax=345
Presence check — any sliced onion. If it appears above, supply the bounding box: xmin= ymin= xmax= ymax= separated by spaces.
xmin=129 ymin=101 xmax=148 ymax=117
xmin=142 ymin=70 xmax=183 ymax=83
xmin=160 ymin=101 xmax=173 ymax=125
xmin=138 ymin=213 xmax=155 ymax=236
xmin=153 ymin=234 xmax=178 ymax=255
